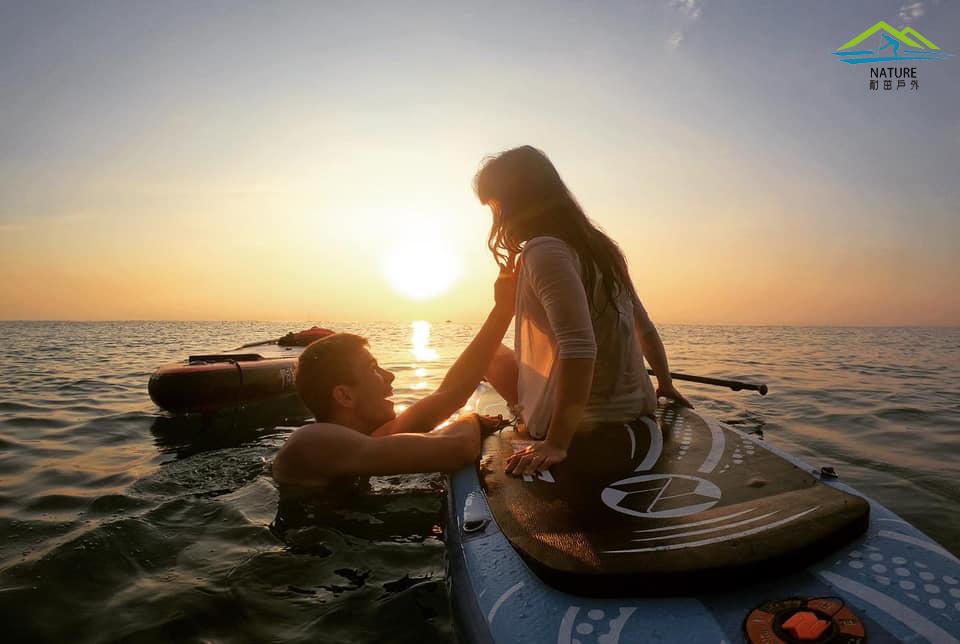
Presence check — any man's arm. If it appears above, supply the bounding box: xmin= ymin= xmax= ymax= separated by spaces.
xmin=373 ymin=269 xmax=516 ymax=437
xmin=335 ymin=416 xmax=482 ymax=476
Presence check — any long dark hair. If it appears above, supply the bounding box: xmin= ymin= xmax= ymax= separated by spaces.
xmin=473 ymin=145 xmax=637 ymax=313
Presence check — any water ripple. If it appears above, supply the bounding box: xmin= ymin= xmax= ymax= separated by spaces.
xmin=0 ymin=321 xmax=956 ymax=642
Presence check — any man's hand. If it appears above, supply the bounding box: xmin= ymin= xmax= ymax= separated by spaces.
xmin=476 ymin=414 xmax=511 ymax=437
xmin=505 ymin=440 xmax=567 ymax=476
xmin=657 ymin=382 xmax=693 ymax=408
xmin=493 ymin=260 xmax=517 ymax=313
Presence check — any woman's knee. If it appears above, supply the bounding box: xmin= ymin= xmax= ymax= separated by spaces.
xmin=485 ymin=344 xmax=519 ymax=405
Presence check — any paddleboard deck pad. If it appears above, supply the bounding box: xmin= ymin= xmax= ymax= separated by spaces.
xmin=479 ymin=405 xmax=869 ymax=595
xmin=447 ymin=392 xmax=960 ymax=643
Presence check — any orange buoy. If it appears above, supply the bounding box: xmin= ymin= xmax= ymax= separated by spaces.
xmin=745 ymin=596 xmax=866 ymax=643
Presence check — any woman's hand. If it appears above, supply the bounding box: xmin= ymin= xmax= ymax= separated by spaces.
xmin=657 ymin=382 xmax=694 ymax=408
xmin=505 ymin=440 xmax=567 ymax=476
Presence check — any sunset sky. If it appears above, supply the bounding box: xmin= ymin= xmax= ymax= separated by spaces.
xmin=1 ymin=1 xmax=958 ymax=325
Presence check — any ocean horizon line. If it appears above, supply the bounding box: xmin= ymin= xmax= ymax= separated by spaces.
xmin=1 ymin=319 xmax=958 ymax=329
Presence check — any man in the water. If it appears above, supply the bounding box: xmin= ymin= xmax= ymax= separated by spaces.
xmin=272 ymin=271 xmax=516 ymax=487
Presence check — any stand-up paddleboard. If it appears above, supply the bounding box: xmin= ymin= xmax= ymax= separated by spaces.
xmin=447 ymin=392 xmax=960 ymax=643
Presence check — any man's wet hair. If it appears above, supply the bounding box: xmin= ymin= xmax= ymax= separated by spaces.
xmin=296 ymin=333 xmax=369 ymax=421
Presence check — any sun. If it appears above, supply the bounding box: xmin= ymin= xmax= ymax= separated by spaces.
xmin=382 ymin=232 xmax=462 ymax=300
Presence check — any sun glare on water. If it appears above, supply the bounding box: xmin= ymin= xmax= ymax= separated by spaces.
xmin=410 ymin=320 xmax=438 ymax=362
xmin=382 ymin=232 xmax=461 ymax=300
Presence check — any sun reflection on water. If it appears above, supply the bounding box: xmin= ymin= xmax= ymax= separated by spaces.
xmin=410 ymin=320 xmax=438 ymax=362
xmin=409 ymin=320 xmax=438 ymax=394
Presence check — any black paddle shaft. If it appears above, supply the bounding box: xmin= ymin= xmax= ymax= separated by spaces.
xmin=237 ymin=338 xmax=279 ymax=349
xmin=646 ymin=369 xmax=768 ymax=395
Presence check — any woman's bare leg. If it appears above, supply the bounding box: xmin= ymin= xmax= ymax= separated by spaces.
xmin=484 ymin=344 xmax=519 ymax=407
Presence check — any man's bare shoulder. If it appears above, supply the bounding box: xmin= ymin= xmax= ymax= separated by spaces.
xmin=286 ymin=421 xmax=361 ymax=442
xmin=273 ymin=422 xmax=366 ymax=486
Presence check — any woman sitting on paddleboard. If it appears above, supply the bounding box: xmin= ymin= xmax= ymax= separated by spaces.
xmin=475 ymin=145 xmax=690 ymax=476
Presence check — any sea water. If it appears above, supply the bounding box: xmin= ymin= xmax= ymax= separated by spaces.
xmin=0 ymin=321 xmax=957 ymax=643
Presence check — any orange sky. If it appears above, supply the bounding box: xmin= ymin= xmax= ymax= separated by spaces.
xmin=2 ymin=3 xmax=958 ymax=325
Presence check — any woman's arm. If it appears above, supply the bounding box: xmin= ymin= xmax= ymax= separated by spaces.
xmin=635 ymin=303 xmax=692 ymax=408
xmin=505 ymin=238 xmax=596 ymax=475
xmin=544 ymin=355 xmax=594 ymax=436
xmin=505 ymin=356 xmax=595 ymax=476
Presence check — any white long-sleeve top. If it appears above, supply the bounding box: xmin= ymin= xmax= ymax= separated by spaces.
xmin=514 ymin=236 xmax=657 ymax=439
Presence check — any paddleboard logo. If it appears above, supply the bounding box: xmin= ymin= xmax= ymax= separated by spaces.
xmin=832 ymin=20 xmax=951 ymax=92
xmin=600 ymin=474 xmax=721 ymax=519
xmin=558 ymin=607 xmax=636 ymax=644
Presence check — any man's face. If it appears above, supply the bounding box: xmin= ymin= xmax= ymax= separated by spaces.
xmin=343 ymin=348 xmax=396 ymax=430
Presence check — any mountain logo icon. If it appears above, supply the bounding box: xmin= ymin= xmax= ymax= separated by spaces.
xmin=832 ymin=21 xmax=951 ymax=64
